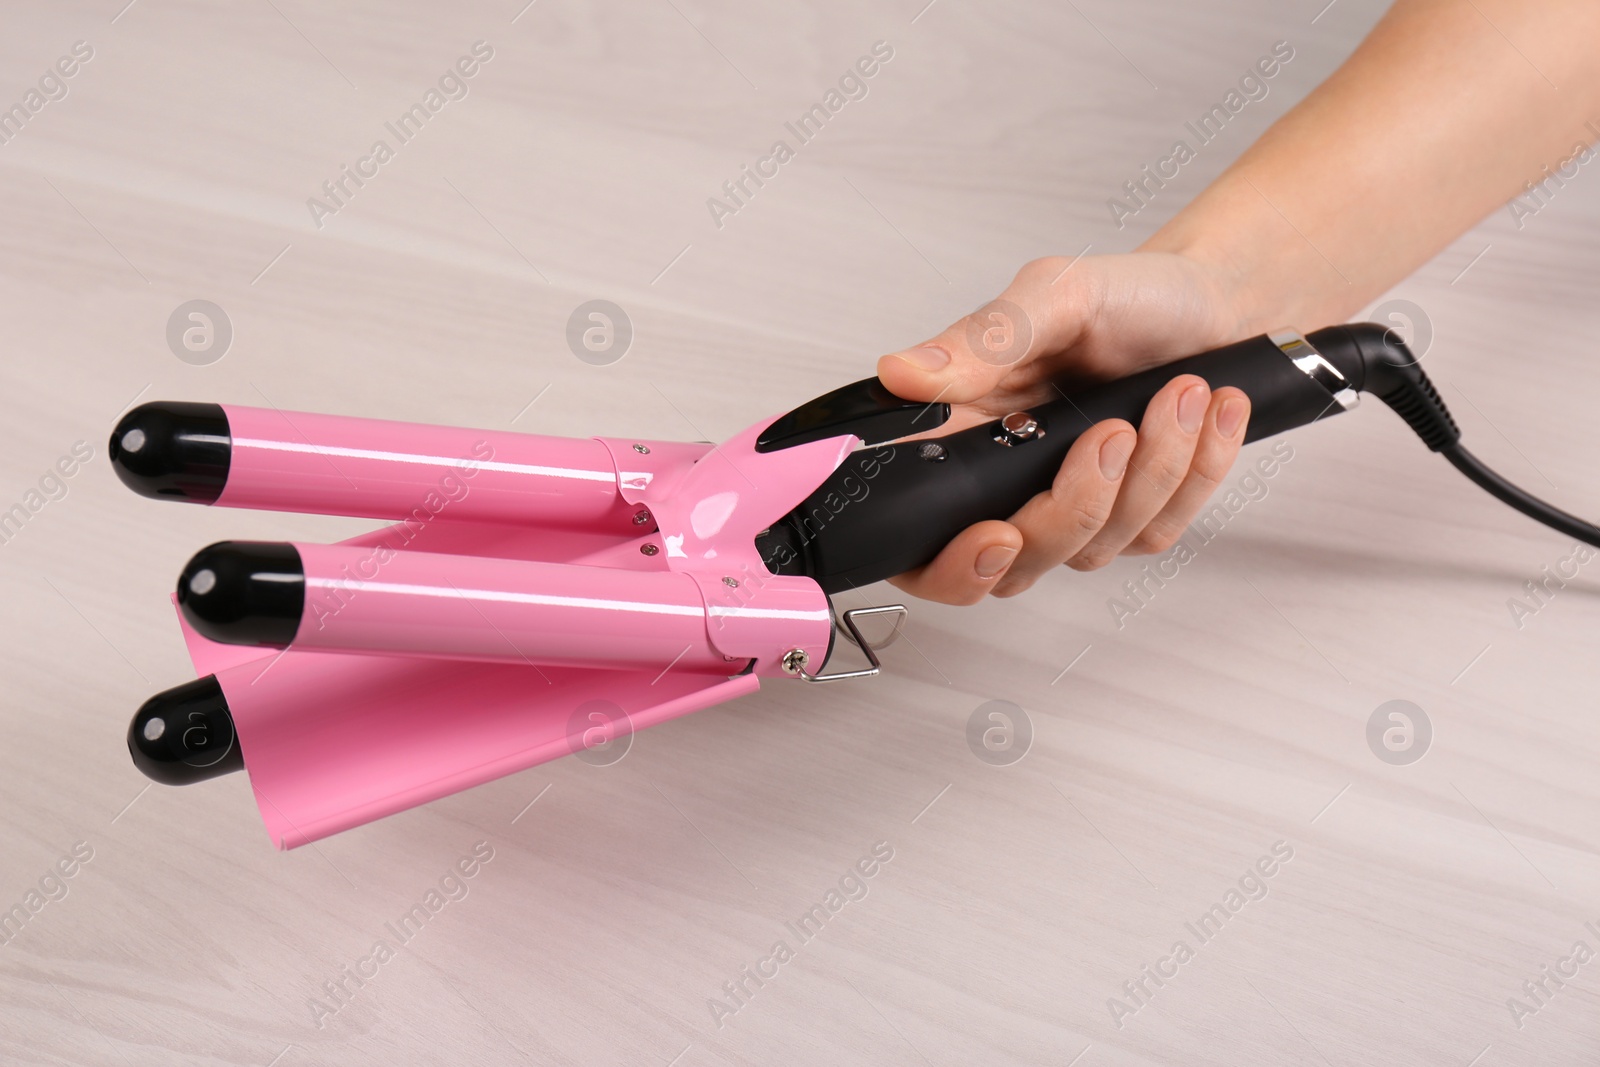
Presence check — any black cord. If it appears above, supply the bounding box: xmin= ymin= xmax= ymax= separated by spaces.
xmin=1440 ymin=445 xmax=1600 ymax=549
xmin=1312 ymin=324 xmax=1600 ymax=550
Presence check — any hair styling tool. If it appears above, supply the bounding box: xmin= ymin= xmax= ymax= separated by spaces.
xmin=111 ymin=324 xmax=1599 ymax=847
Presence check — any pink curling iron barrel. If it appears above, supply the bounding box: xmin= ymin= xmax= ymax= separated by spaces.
xmin=112 ymin=325 xmax=1600 ymax=847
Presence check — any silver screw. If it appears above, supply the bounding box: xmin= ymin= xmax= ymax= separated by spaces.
xmin=632 ymin=443 xmax=650 ymax=454
xmin=640 ymin=543 xmax=659 ymax=556
xmin=781 ymin=649 xmax=809 ymax=675
xmin=632 ymin=509 xmax=651 ymax=525
xmin=722 ymin=576 xmax=739 ymax=588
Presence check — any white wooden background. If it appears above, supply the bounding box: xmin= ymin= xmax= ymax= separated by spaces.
xmin=2 ymin=1 xmax=1598 ymax=1064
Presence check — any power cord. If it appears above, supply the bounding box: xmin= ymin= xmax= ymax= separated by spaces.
xmin=1316 ymin=323 xmax=1600 ymax=550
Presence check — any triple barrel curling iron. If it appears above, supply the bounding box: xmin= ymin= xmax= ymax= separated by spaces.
xmin=111 ymin=324 xmax=1600 ymax=847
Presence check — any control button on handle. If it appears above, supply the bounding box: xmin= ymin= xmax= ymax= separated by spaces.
xmin=995 ymin=411 xmax=1042 ymax=445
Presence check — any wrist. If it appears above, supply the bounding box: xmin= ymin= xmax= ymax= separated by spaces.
xmin=1138 ymin=175 xmax=1359 ymax=337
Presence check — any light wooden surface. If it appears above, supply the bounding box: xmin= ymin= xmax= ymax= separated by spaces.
xmin=3 ymin=1 xmax=1599 ymax=1064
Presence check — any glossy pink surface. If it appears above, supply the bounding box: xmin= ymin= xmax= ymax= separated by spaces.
xmin=186 ymin=603 xmax=755 ymax=849
xmin=174 ymin=404 xmax=861 ymax=845
xmin=216 ymin=404 xmax=685 ymax=530
xmin=293 ymin=541 xmax=732 ymax=672
xmin=599 ymin=423 xmax=852 ymax=674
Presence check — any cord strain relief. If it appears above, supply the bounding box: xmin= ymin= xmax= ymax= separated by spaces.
xmin=1333 ymin=322 xmax=1462 ymax=452
xmin=1377 ymin=367 xmax=1461 ymax=452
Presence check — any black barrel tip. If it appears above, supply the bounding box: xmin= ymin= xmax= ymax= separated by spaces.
xmin=178 ymin=541 xmax=305 ymax=648
xmin=109 ymin=401 xmax=231 ymax=503
xmin=129 ymin=675 xmax=245 ymax=785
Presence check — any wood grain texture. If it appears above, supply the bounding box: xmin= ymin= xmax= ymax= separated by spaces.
xmin=1 ymin=1 xmax=1597 ymax=1064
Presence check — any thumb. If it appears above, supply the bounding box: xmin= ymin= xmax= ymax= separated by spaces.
xmin=876 ymin=259 xmax=1089 ymax=403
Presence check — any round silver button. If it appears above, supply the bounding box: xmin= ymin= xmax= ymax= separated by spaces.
xmin=999 ymin=412 xmax=1039 ymax=441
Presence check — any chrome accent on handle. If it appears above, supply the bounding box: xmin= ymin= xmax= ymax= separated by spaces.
xmin=1270 ymin=329 xmax=1360 ymax=412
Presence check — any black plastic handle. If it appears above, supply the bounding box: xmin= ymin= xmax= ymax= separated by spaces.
xmin=758 ymin=330 xmax=1358 ymax=593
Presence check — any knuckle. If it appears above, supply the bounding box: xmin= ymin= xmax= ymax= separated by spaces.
xmin=1183 ymin=461 xmax=1225 ymax=496
xmin=1128 ymin=524 xmax=1182 ymax=555
xmin=1065 ymin=547 xmax=1114 ymax=572
xmin=1059 ymin=490 xmax=1114 ymax=537
xmin=1142 ymin=451 xmax=1191 ymax=490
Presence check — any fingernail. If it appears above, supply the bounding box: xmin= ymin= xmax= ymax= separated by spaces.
xmin=895 ymin=345 xmax=950 ymax=372
xmin=1217 ymin=396 xmax=1247 ymax=438
xmin=1099 ymin=431 xmax=1134 ymax=480
xmin=975 ymin=544 xmax=1017 ymax=579
xmin=1178 ymin=384 xmax=1209 ymax=433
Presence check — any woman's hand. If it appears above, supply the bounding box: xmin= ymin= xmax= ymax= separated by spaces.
xmin=877 ymin=0 xmax=1600 ymax=607
xmin=877 ymin=250 xmax=1258 ymax=605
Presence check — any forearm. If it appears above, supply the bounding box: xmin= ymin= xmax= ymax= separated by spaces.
xmin=1144 ymin=0 xmax=1600 ymax=335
